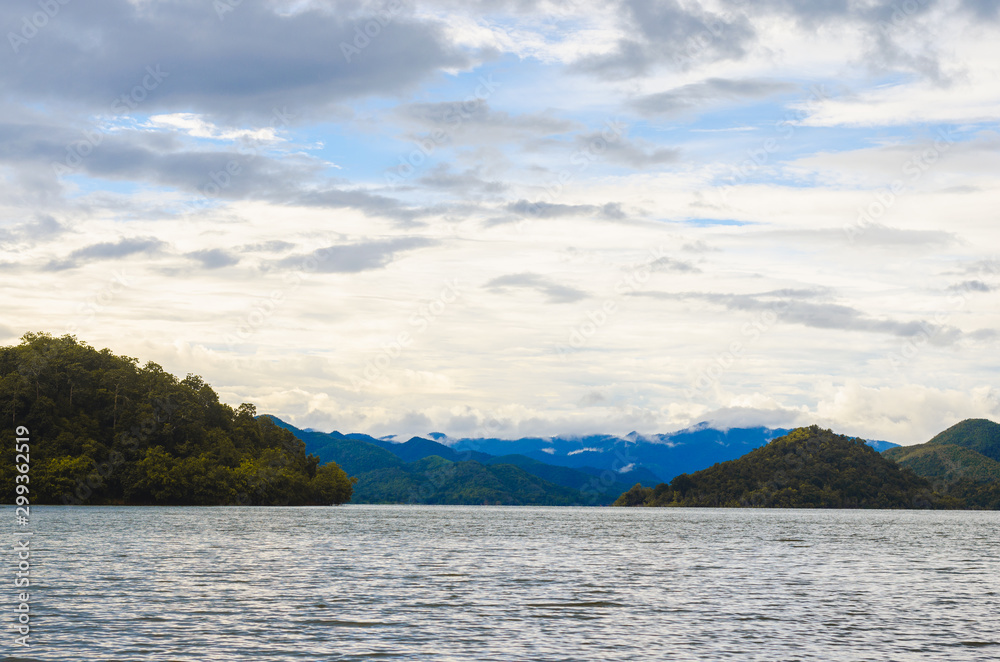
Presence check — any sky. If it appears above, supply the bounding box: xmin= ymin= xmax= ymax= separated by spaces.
xmin=1 ymin=0 xmax=998 ymax=445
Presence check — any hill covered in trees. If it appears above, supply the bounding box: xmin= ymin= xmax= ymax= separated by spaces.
xmin=883 ymin=442 xmax=1000 ymax=484
xmin=614 ymin=426 xmax=955 ymax=509
xmin=925 ymin=418 xmax=1000 ymax=461
xmin=1 ymin=333 xmax=353 ymax=505
xmin=882 ymin=419 xmax=1000 ymax=509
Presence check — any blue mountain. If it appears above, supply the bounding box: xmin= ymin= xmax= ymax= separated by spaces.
xmin=268 ymin=417 xmax=900 ymax=502
xmin=267 ymin=418 xmax=642 ymax=505
xmin=448 ymin=425 xmax=790 ymax=482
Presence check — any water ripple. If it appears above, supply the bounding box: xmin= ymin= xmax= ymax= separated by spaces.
xmin=6 ymin=506 xmax=1000 ymax=661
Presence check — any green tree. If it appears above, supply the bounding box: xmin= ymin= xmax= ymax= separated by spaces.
xmin=1 ymin=334 xmax=354 ymax=506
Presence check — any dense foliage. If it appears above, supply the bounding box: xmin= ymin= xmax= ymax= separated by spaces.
xmin=943 ymin=479 xmax=1000 ymax=510
xmin=483 ymin=454 xmax=640 ymax=496
xmin=882 ymin=419 xmax=1000 ymax=509
xmin=1 ymin=333 xmax=353 ymax=505
xmin=274 ymin=422 xmax=405 ymax=477
xmin=614 ymin=426 xmax=956 ymax=509
xmin=883 ymin=443 xmax=1000 ymax=484
xmin=926 ymin=419 xmax=1000 ymax=462
xmin=349 ymin=455 xmax=592 ymax=505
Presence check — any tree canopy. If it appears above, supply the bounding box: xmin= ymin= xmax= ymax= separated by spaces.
xmin=882 ymin=419 xmax=1000 ymax=509
xmin=927 ymin=418 xmax=1000 ymax=462
xmin=1 ymin=333 xmax=353 ymax=505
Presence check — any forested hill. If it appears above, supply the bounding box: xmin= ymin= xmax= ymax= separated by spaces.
xmin=882 ymin=418 xmax=1000 ymax=509
xmin=615 ymin=426 xmax=954 ymax=509
xmin=0 ymin=333 xmax=353 ymax=505
xmin=926 ymin=418 xmax=1000 ymax=461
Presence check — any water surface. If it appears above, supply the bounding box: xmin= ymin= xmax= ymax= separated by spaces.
xmin=8 ymin=506 xmax=1000 ymax=661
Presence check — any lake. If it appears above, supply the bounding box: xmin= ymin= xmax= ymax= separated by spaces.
xmin=8 ymin=506 xmax=1000 ymax=661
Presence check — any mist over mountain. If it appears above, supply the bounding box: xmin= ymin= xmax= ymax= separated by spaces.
xmin=444 ymin=426 xmax=898 ymax=483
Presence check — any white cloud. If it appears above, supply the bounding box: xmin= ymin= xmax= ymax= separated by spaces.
xmin=3 ymin=0 xmax=999 ymax=447
xmin=147 ymin=113 xmax=281 ymax=142
xmin=798 ymin=76 xmax=1000 ymax=127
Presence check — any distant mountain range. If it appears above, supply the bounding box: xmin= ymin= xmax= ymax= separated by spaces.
xmin=7 ymin=333 xmax=991 ymax=510
xmin=270 ymin=418 xmax=901 ymax=506
xmin=269 ymin=418 xmax=638 ymax=505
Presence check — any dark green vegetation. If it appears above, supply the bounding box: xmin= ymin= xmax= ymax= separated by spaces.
xmin=925 ymin=418 xmax=1000 ymax=461
xmin=1 ymin=334 xmax=353 ymax=505
xmin=615 ymin=426 xmax=959 ymax=508
xmin=271 ymin=419 xmax=633 ymax=505
xmin=883 ymin=443 xmax=1000 ymax=484
xmin=882 ymin=419 xmax=1000 ymax=509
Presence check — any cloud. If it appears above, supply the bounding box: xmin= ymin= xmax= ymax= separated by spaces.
xmin=485 ymin=272 xmax=588 ymax=303
xmin=696 ymin=404 xmax=807 ymax=432
xmin=681 ymin=240 xmax=719 ymax=253
xmin=649 ymin=257 xmax=700 ymax=273
xmin=968 ymin=329 xmax=999 ymax=341
xmin=504 ymin=200 xmax=629 ymax=221
xmin=45 ymin=236 xmax=165 ymax=271
xmin=187 ymin=249 xmax=240 ymax=269
xmin=241 ymin=240 xmax=296 ymax=253
xmin=0 ymin=0 xmax=470 ymax=123
xmin=949 ymin=280 xmax=993 ymax=293
xmin=395 ymin=101 xmax=577 ymax=143
xmin=847 ymin=226 xmax=957 ymax=248
xmin=0 ymin=215 xmax=66 ymax=247
xmin=962 ymin=0 xmax=1000 ymax=20
xmin=635 ymin=288 xmax=969 ymax=344
xmin=416 ymin=164 xmax=509 ymax=195
xmin=759 ymin=225 xmax=956 ymax=249
xmin=571 ymin=0 xmax=755 ymax=78
xmin=276 ymin=237 xmax=437 ymax=274
xmin=579 ymin=391 xmax=607 ymax=406
xmin=961 ymin=259 xmax=1000 ymax=276
xmin=506 ymin=200 xmax=593 ymax=218
xmin=572 ymin=131 xmax=680 ymax=168
xmin=566 ymin=0 xmax=987 ymax=87
xmin=0 ymin=122 xmax=425 ymax=225
xmin=813 ymin=381 xmax=1000 ymax=445
xmin=797 ymin=77 xmax=1000 ymax=127
xmin=1 ymin=0 xmax=997 ymax=447
xmin=632 ymin=78 xmax=796 ymax=117
xmin=72 ymin=237 xmax=165 ymax=260
xmin=290 ymin=188 xmax=428 ymax=225
xmin=147 ymin=114 xmax=279 ymax=142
